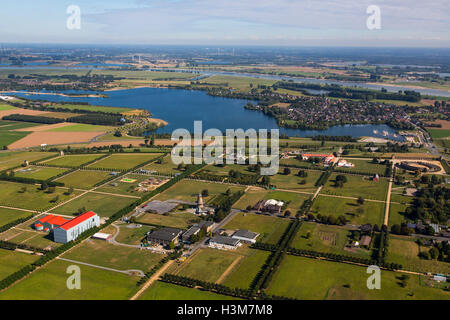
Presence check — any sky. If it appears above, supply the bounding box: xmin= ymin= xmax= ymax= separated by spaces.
xmin=0 ymin=0 xmax=448 ymax=47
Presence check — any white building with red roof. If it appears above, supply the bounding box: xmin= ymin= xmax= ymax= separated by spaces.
xmin=53 ymin=211 xmax=100 ymax=243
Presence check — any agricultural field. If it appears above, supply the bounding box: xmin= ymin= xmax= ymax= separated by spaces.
xmin=169 ymin=248 xmax=242 ymax=283
xmin=311 ymin=195 xmax=385 ymax=226
xmin=0 ymin=151 xmax=56 ymax=171
xmin=62 ymin=238 xmax=164 ymax=272
xmin=0 ymin=259 xmax=140 ymax=300
xmin=264 ymin=190 xmax=311 ymax=213
xmin=267 ymin=255 xmax=449 ymax=300
xmin=0 ymin=120 xmax=41 ymax=147
xmin=290 ymin=222 xmax=372 ymax=258
xmin=427 ymin=129 xmax=450 ymax=139
xmin=155 ymin=179 xmax=245 ymax=204
xmin=0 ymin=249 xmax=39 ymax=279
xmin=222 ymin=249 xmax=271 ymax=289
xmin=0 ymin=226 xmax=63 ymax=250
xmin=139 ymin=281 xmax=238 ymax=300
xmin=87 ymin=153 xmax=162 ymax=170
xmin=56 ymin=170 xmax=113 ymax=189
xmin=199 ymin=75 xmax=276 ymax=91
xmin=321 ymin=173 xmax=389 ymax=201
xmin=388 ymin=203 xmax=411 ymax=226
xmin=42 ymin=154 xmax=105 ymax=168
xmin=136 ymin=212 xmax=201 ymax=229
xmin=47 ymin=124 xmax=114 ymax=132
xmin=0 ymin=207 xmax=33 ymax=227
xmin=14 ymin=166 xmax=69 ymax=180
xmin=385 ymin=236 xmax=450 ymax=274
xmin=269 ymin=168 xmax=321 ymax=192
xmin=223 ymin=212 xmax=290 ymax=244
xmin=0 ymin=180 xmax=82 ymax=211
xmin=51 ymin=192 xmax=137 ymax=217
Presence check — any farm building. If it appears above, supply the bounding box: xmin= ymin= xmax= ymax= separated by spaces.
xmin=142 ymin=200 xmax=178 ymax=214
xmin=232 ymin=230 xmax=260 ymax=244
xmin=53 ymin=211 xmax=101 ymax=243
xmin=253 ymin=199 xmax=284 ymax=214
xmin=209 ymin=235 xmax=241 ymax=250
xmin=33 ymin=215 xmax=70 ymax=232
xmin=146 ymin=227 xmax=183 ymax=246
xmin=92 ymin=232 xmax=113 ymax=241
xmin=336 ymin=160 xmax=354 ymax=168
xmin=301 ymin=153 xmax=335 ymax=164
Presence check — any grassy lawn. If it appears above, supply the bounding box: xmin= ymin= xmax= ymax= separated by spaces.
xmin=139 ymin=281 xmax=238 ymax=300
xmin=312 ymin=195 xmax=385 ymax=226
xmin=171 ymin=248 xmax=241 ymax=283
xmin=279 ymin=157 xmax=326 ymax=169
xmin=223 ymin=212 xmax=290 ymax=244
xmin=136 ymin=212 xmax=201 ymax=229
xmin=56 ymin=170 xmax=113 ymax=189
xmin=335 ymin=159 xmax=388 ymax=176
xmin=233 ymin=187 xmax=269 ymax=210
xmin=223 ymin=249 xmax=270 ymax=289
xmin=155 ymin=179 xmax=244 ymax=204
xmin=87 ymin=153 xmax=162 ymax=171
xmin=0 ymin=180 xmax=81 ymax=211
xmin=321 ymin=173 xmax=389 ymax=201
xmin=0 ymin=151 xmax=56 ymax=171
xmin=0 ymin=259 xmax=140 ymax=300
xmin=140 ymin=154 xmax=184 ymax=175
xmin=43 ymin=154 xmax=105 ymax=168
xmin=0 ymin=249 xmax=39 ymax=279
xmin=290 ymin=222 xmax=372 ymax=258
xmin=0 ymin=121 xmax=41 ymax=147
xmin=269 ymin=168 xmax=321 ymax=192
xmin=388 ymin=203 xmax=411 ymax=226
xmin=62 ymin=238 xmax=164 ymax=271
xmin=199 ymin=75 xmax=276 ymax=91
xmin=47 ymin=124 xmax=114 ymax=132
xmin=385 ymin=236 xmax=450 ymax=274
xmin=51 ymin=192 xmax=136 ymax=217
xmin=0 ymin=228 xmax=62 ymax=250
xmin=114 ymin=223 xmax=154 ymax=245
xmin=0 ymin=207 xmax=33 ymax=227
xmin=14 ymin=166 xmax=69 ymax=180
xmin=267 ymin=255 xmax=449 ymax=300
xmin=264 ymin=190 xmax=311 ymax=213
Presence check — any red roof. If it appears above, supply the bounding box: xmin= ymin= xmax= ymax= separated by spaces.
xmin=58 ymin=211 xmax=97 ymax=231
xmin=37 ymin=215 xmax=69 ymax=226
xmin=35 ymin=223 xmax=43 ymax=228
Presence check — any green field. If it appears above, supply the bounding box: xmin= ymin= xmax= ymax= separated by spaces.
xmin=0 ymin=207 xmax=32 ymax=227
xmin=0 ymin=227 xmax=62 ymax=250
xmin=388 ymin=203 xmax=410 ymax=226
xmin=223 ymin=249 xmax=270 ymax=289
xmin=0 ymin=180 xmax=81 ymax=211
xmin=0 ymin=151 xmax=56 ymax=171
xmin=0 ymin=249 xmax=39 ymax=280
xmin=290 ymin=222 xmax=372 ymax=258
xmin=0 ymin=120 xmax=41 ymax=147
xmin=155 ymin=179 xmax=244 ymax=204
xmin=269 ymin=168 xmax=321 ymax=192
xmin=56 ymin=170 xmax=113 ymax=189
xmin=51 ymin=192 xmax=136 ymax=217
xmin=62 ymin=239 xmax=164 ymax=271
xmin=321 ymin=173 xmax=389 ymax=201
xmin=223 ymin=212 xmax=290 ymax=244
xmin=96 ymin=174 xmax=166 ymax=196
xmin=43 ymin=154 xmax=105 ymax=168
xmin=199 ymin=75 xmax=276 ymax=91
xmin=139 ymin=154 xmax=182 ymax=175
xmin=233 ymin=188 xmax=269 ymax=210
xmin=385 ymin=236 xmax=450 ymax=274
xmin=87 ymin=153 xmax=162 ymax=170
xmin=137 ymin=212 xmax=201 ymax=229
xmin=267 ymin=255 xmax=449 ymax=300
xmin=113 ymin=223 xmax=154 ymax=245
xmin=427 ymin=129 xmax=450 ymax=139
xmin=335 ymin=159 xmax=388 ymax=176
xmin=47 ymin=124 xmax=114 ymax=132
xmin=264 ymin=190 xmax=311 ymax=213
xmin=312 ymin=195 xmax=385 ymax=226
xmin=171 ymin=248 xmax=240 ymax=283
xmin=14 ymin=166 xmax=69 ymax=180
xmin=0 ymin=259 xmax=140 ymax=300
xmin=139 ymin=281 xmax=238 ymax=300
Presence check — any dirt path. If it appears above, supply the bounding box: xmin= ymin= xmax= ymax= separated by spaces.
xmin=384 ymin=167 xmax=394 ymax=226
xmin=129 ymin=259 xmax=175 ymax=300
xmin=216 ymin=256 xmax=243 ymax=284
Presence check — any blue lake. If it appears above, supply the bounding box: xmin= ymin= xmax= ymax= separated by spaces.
xmin=10 ymin=88 xmax=404 ymax=141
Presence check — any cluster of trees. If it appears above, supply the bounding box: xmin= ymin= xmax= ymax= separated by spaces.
xmin=213 ymin=190 xmax=245 ymax=222
xmin=405 ymin=186 xmax=449 ymax=224
xmin=3 ymin=114 xmax=63 ymax=124
xmin=312 ymin=213 xmax=347 ymax=226
xmin=193 ymin=169 xmax=261 ymax=186
xmin=315 ymin=170 xmax=332 ymax=186
xmin=3 ymin=112 xmax=125 ymax=126
xmin=333 ymin=174 xmax=348 ymax=188
xmin=311 ymin=135 xmax=357 ymax=142
xmin=418 ymin=240 xmax=449 ymax=262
